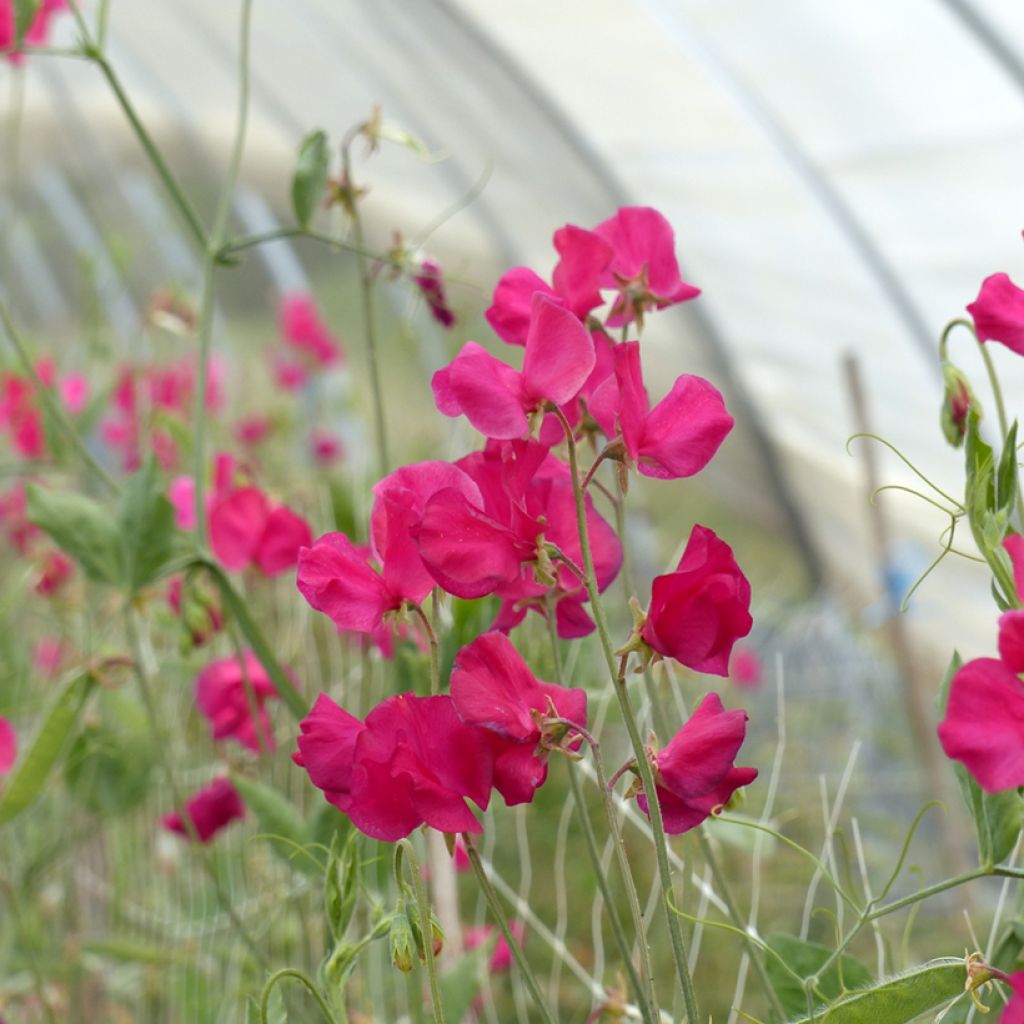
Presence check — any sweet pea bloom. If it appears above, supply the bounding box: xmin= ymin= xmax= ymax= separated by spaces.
xmin=464 ymin=920 xmax=526 ymax=972
xmin=433 ymin=293 xmax=595 ymax=440
xmin=1 ymin=0 xmax=66 ymax=62
xmin=162 ymin=777 xmax=245 ymax=843
xmin=34 ymin=549 xmax=73 ymax=597
xmin=0 ymin=716 xmax=16 ymax=775
xmin=1001 ymin=972 xmax=1024 ymax=1024
xmin=635 ymin=693 xmax=757 ymax=834
xmin=591 ymin=341 xmax=733 ymax=479
xmin=967 ymin=273 xmax=1024 ymax=356
xmin=413 ymin=259 xmax=456 ymax=328
xmin=729 ymin=646 xmax=762 ymax=689
xmin=279 ymin=293 xmax=343 ymax=368
xmin=195 ymin=652 xmax=279 ymax=753
xmin=641 ymin=525 xmax=752 ymax=675
xmin=294 ymin=692 xmax=493 ymax=840
xmin=451 ymin=632 xmax=586 ymax=804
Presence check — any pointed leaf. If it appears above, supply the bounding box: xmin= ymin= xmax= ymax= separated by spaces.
xmin=230 ymin=774 xmax=319 ymax=876
xmin=118 ymin=456 xmax=177 ymax=591
xmin=26 ymin=484 xmax=122 ymax=584
xmin=766 ymin=933 xmax=872 ymax=1018
xmin=292 ymin=129 xmax=329 ymax=229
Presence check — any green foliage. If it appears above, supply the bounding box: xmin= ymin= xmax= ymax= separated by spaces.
xmin=939 ymin=652 xmax=1024 ymax=866
xmin=230 ymin=774 xmax=320 ymax=876
xmin=785 ymin=961 xmax=965 ymax=1024
xmin=0 ymin=672 xmax=94 ymax=828
xmin=26 ymin=484 xmax=123 ymax=584
xmin=441 ymin=942 xmax=489 ymax=1021
xmin=264 ymin=983 xmax=288 ymax=1024
xmin=12 ymin=0 xmax=41 ymax=48
xmin=765 ymin=933 xmax=872 ymax=1018
xmin=291 ymin=130 xmax=329 ymax=229
xmin=64 ymin=690 xmax=155 ymax=815
xmin=118 ymin=457 xmax=177 ymax=592
xmin=325 ymin=829 xmax=360 ymax=942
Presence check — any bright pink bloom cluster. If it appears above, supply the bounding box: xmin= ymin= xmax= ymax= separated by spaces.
xmin=295 ymin=633 xmax=585 ymax=839
xmin=0 ymin=358 xmax=87 ymax=461
xmin=195 ymin=651 xmax=280 ymax=753
xmin=968 ymin=273 xmax=1024 ymax=356
xmin=641 ymin=525 xmax=753 ymax=675
xmin=162 ymin=777 xmax=245 ymax=843
xmin=272 ymin=293 xmax=343 ymax=392
xmin=1 ymin=0 xmax=65 ymax=63
xmin=636 ymin=693 xmax=757 ymax=834
xmin=0 ymin=715 xmax=16 ymax=775
xmin=939 ymin=535 xmax=1024 ymax=791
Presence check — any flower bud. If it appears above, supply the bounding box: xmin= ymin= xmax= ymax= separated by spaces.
xmin=406 ymin=900 xmax=445 ymax=963
xmin=389 ymin=908 xmax=417 ymax=974
xmin=940 ymin=361 xmax=979 ymax=448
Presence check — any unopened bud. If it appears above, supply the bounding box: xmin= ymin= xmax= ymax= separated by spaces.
xmin=389 ymin=909 xmax=417 ymax=974
xmin=940 ymin=362 xmax=980 ymax=448
xmin=406 ymin=901 xmax=445 ymax=963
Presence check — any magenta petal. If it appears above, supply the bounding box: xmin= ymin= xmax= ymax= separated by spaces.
xmin=486 ymin=267 xmax=559 ymax=346
xmin=344 ymin=754 xmax=421 ymax=841
xmin=163 ymin=778 xmax=245 ymax=843
xmin=999 ymin=611 xmax=1024 ymax=674
xmin=555 ymin=596 xmax=595 ymax=638
xmin=0 ymin=716 xmax=16 ymax=774
xmin=491 ymin=738 xmax=548 ymax=806
xmin=967 ymin=273 xmax=1024 ymax=356
xmin=209 ymin=487 xmax=269 ymax=570
xmin=294 ymin=693 xmax=366 ymax=808
xmin=939 ymin=657 xmax=1024 ymax=792
xmin=551 ymin=224 xmax=613 ymax=317
xmin=296 ymin=533 xmax=394 ymax=633
xmin=521 ymin=293 xmax=595 ymax=408
xmin=414 ymin=489 xmax=527 ymax=599
xmin=612 ymin=342 xmax=649 ymax=459
xmin=657 ymin=693 xmax=749 ymax=799
xmin=451 ymin=632 xmax=546 ymax=741
xmin=256 ymin=504 xmax=313 ymax=575
xmin=1005 ymin=534 xmax=1024 ymax=602
xmin=638 ymin=375 xmax=733 ymax=480
xmin=433 ymin=341 xmax=528 ymax=439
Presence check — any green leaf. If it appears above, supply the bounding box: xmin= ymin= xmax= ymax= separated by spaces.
xmin=785 ymin=960 xmax=965 ymax=1024
xmin=0 ymin=673 xmax=95 ymax=828
xmin=325 ymin=829 xmax=360 ymax=941
xmin=26 ymin=484 xmax=122 ymax=584
xmin=118 ymin=457 xmax=176 ymax=591
xmin=996 ymin=420 xmax=1019 ymax=518
xmin=766 ymin=934 xmax=872 ymax=1018
xmin=205 ymin=561 xmax=308 ymax=720
xmin=230 ymin=774 xmax=320 ymax=876
xmin=291 ymin=130 xmax=329 ymax=229
xmin=13 ymin=0 xmax=41 ymax=48
xmin=939 ymin=652 xmax=1024 ymax=866
xmin=441 ymin=942 xmax=489 ymax=1022
xmin=64 ymin=691 xmax=154 ymax=815
xmin=265 ymin=982 xmax=288 ymax=1024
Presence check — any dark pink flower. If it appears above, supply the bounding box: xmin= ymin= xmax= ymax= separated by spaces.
xmin=0 ymin=716 xmax=16 ymax=774
xmin=1000 ymin=972 xmax=1024 ymax=1023
xmin=593 ymin=206 xmax=700 ymax=327
xmin=641 ymin=525 xmax=752 ymax=676
xmin=636 ymin=693 xmax=757 ymax=834
xmin=938 ymin=657 xmax=1024 ymax=792
xmin=2 ymin=0 xmax=66 ymax=63
xmin=451 ymin=632 xmax=586 ymax=805
xmin=452 ymin=835 xmax=471 ymax=872
xmin=433 ymin=293 xmax=595 ymax=440
xmin=34 ymin=549 xmax=73 ymax=597
xmin=0 ymin=372 xmax=45 ymax=460
xmin=294 ymin=692 xmax=493 ymax=840
xmin=59 ymin=372 xmax=89 ymax=415
xmin=195 ymin=651 xmax=279 ymax=753
xmin=591 ymin=341 xmax=732 ymax=479
xmin=234 ymin=415 xmax=273 ymax=447
xmin=729 ymin=646 xmax=762 ymax=689
xmin=413 ymin=259 xmax=456 ymax=328
xmin=968 ymin=273 xmax=1024 ymax=356
xmin=464 ymin=920 xmax=526 ymax=973
xmin=310 ymin=429 xmax=344 ymax=465
xmin=32 ymin=636 xmax=63 ymax=678
xmin=0 ymin=483 xmax=39 ymax=553
xmin=162 ymin=777 xmax=245 ymax=843
xmin=272 ymin=355 xmax=308 ymax=392
xmin=279 ymin=293 xmax=343 ymax=367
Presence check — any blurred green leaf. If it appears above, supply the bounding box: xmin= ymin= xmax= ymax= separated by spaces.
xmin=118 ymin=456 xmax=177 ymax=591
xmin=0 ymin=672 xmax=94 ymax=828
xmin=265 ymin=983 xmax=288 ymax=1024
xmin=26 ymin=484 xmax=122 ymax=584
xmin=785 ymin=961 xmax=965 ymax=1023
xmin=766 ymin=933 xmax=872 ymax=1018
xmin=230 ymin=774 xmax=321 ymax=876
xmin=441 ymin=940 xmax=489 ymax=1021
xmin=291 ymin=130 xmax=329 ymax=229
xmin=325 ymin=829 xmax=360 ymax=941
xmin=13 ymin=0 xmax=41 ymax=48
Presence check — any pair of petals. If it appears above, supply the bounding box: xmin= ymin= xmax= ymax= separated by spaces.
xmin=967 ymin=273 xmax=1024 ymax=356
xmin=195 ymin=651 xmax=279 ymax=753
xmin=163 ymin=777 xmax=246 ymax=843
xmin=209 ymin=486 xmax=312 ymax=575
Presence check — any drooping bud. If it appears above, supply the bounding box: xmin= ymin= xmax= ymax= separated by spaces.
xmin=406 ymin=900 xmax=445 ymax=963
xmin=389 ymin=907 xmax=417 ymax=974
xmin=940 ymin=361 xmax=979 ymax=448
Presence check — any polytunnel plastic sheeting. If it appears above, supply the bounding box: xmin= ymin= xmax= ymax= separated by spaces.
xmin=6 ymin=0 xmax=1024 ymax=660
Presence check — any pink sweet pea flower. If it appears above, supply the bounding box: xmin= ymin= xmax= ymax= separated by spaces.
xmin=635 ymin=693 xmax=757 ymax=834
xmin=413 ymin=259 xmax=456 ymax=328
xmin=1001 ymin=972 xmax=1024 ymax=1023
xmin=938 ymin=657 xmax=1024 ymax=792
xmin=593 ymin=206 xmax=700 ymax=327
xmin=968 ymin=273 xmax=1024 ymax=356
xmin=310 ymin=429 xmax=344 ymax=465
xmin=464 ymin=920 xmax=526 ymax=973
xmin=641 ymin=525 xmax=752 ymax=676
xmin=433 ymin=293 xmax=596 ymax=440
xmin=59 ymin=372 xmax=89 ymax=414
xmin=279 ymin=293 xmax=343 ymax=367
xmin=195 ymin=651 xmax=279 ymax=753
xmin=450 ymin=632 xmax=587 ymax=805
xmin=209 ymin=484 xmax=312 ymax=576
xmin=0 ymin=372 xmax=45 ymax=460
xmin=234 ymin=415 xmax=273 ymax=446
xmin=162 ymin=777 xmax=245 ymax=843
xmin=2 ymin=0 xmax=66 ymax=63
xmin=272 ymin=354 xmax=308 ymax=392
xmin=591 ymin=341 xmax=733 ymax=479
xmin=0 ymin=716 xmax=16 ymax=774
xmin=294 ymin=692 xmax=493 ymax=840
xmin=729 ymin=646 xmax=762 ymax=689
xmin=452 ymin=835 xmax=472 ymax=872
xmin=33 ymin=636 xmax=64 ymax=678
xmin=35 ymin=549 xmax=73 ymax=597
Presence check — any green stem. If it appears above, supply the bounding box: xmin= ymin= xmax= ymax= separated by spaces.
xmin=462 ymin=834 xmax=557 ymax=1024
xmin=553 ymin=406 xmax=700 ymax=1022
xmin=193 ymin=0 xmax=253 ymax=544
xmin=123 ymin=602 xmax=269 ymax=969
xmin=217 ymin=225 xmax=401 ymax=266
xmin=0 ymin=300 xmax=119 ymax=494
xmin=341 ymin=142 xmax=389 ymax=477
xmin=396 ymin=839 xmax=447 ymax=1024
xmin=0 ymin=880 xmax=59 ymax=1024
xmin=411 ymin=602 xmax=440 ymax=695
xmin=546 ymin=596 xmax=658 ymax=1024
xmin=259 ymin=968 xmax=339 ymax=1024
